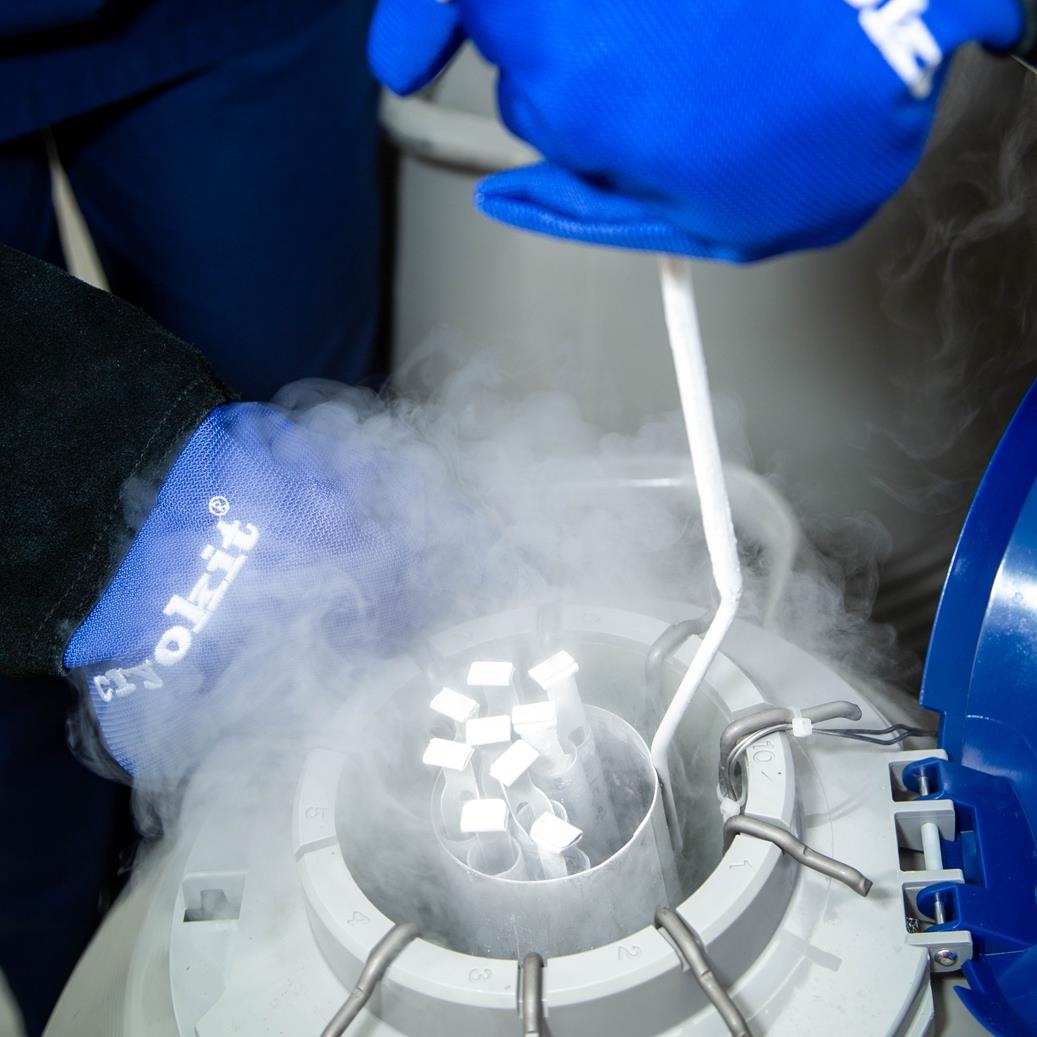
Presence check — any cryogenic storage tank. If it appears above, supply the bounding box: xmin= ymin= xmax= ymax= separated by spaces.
xmin=39 ymin=599 xmax=993 ymax=1037
xmin=42 ymin=378 xmax=1037 ymax=1037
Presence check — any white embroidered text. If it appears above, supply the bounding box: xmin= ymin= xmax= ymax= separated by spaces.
xmin=845 ymin=0 xmax=943 ymax=99
xmin=92 ymin=515 xmax=259 ymax=702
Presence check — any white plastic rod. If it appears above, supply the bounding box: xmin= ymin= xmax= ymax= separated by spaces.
xmin=921 ymin=822 xmax=943 ymax=870
xmin=651 ymin=257 xmax=743 ymax=827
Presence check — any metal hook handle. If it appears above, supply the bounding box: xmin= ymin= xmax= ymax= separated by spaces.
xmin=320 ymin=924 xmax=420 ymax=1037
xmin=655 ymin=908 xmax=750 ymax=1037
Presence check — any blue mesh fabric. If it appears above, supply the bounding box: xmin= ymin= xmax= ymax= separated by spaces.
xmin=64 ymin=403 xmax=427 ymax=777
xmin=369 ymin=0 xmax=1025 ymax=261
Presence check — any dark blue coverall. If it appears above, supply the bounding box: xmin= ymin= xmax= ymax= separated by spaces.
xmin=0 ymin=3 xmax=381 ymax=1031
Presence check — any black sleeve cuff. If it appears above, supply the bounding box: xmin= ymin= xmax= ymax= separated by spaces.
xmin=0 ymin=245 xmax=232 ymax=675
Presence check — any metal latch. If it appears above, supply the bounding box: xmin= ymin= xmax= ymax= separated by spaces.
xmin=890 ymin=749 xmax=973 ymax=973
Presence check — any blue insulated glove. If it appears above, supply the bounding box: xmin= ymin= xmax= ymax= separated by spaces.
xmin=369 ymin=0 xmax=1027 ymax=261
xmin=64 ymin=402 xmax=431 ymax=779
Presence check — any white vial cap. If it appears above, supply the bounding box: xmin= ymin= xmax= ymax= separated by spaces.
xmin=430 ymin=687 xmax=479 ymax=724
xmin=465 ymin=714 xmax=513 ymax=747
xmin=466 ymin=661 xmax=515 ymax=687
xmin=422 ymin=738 xmax=474 ymax=772
xmin=528 ymin=651 xmax=579 ymax=691
xmin=512 ymin=701 xmax=558 ymax=730
xmin=489 ymin=740 xmax=540 ymax=787
xmin=460 ymin=798 xmax=509 ymax=834
xmin=530 ymin=813 xmax=583 ymax=853
xmin=791 ymin=716 xmax=813 ymax=738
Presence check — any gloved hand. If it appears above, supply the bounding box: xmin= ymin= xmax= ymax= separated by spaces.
xmin=64 ymin=401 xmax=433 ymax=779
xmin=369 ymin=0 xmax=1029 ymax=261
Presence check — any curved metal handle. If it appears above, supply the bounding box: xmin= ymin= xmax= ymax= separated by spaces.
xmin=725 ymin=815 xmax=873 ymax=897
xmin=320 ymin=924 xmax=420 ymax=1037
xmin=520 ymin=953 xmax=545 ymax=1036
xmin=655 ymin=908 xmax=751 ymax=1037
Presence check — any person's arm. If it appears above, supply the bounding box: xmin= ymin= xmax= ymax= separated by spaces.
xmin=0 ymin=243 xmax=230 ymax=675
xmin=1 ymin=246 xmax=434 ymax=780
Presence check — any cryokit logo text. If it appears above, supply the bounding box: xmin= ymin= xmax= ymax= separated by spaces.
xmin=91 ymin=510 xmax=260 ymax=703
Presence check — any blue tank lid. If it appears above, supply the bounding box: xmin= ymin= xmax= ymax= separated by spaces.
xmin=920 ymin=378 xmax=1037 ymax=1036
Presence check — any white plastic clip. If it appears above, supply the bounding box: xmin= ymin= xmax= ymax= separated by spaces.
xmin=467 ymin=661 xmax=515 ymax=687
xmin=431 ymin=687 xmax=480 ymax=724
xmin=490 ymin=740 xmax=540 ymax=787
xmin=460 ymin=799 xmax=509 ymax=834
xmin=465 ymin=714 xmax=513 ymax=747
xmin=530 ymin=813 xmax=583 ymax=853
xmin=422 ymin=738 xmax=475 ymax=772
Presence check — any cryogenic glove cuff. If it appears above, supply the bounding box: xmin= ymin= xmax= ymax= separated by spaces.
xmin=64 ymin=401 xmax=429 ymax=779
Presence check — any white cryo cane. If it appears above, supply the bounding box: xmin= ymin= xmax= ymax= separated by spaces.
xmin=651 ymin=257 xmax=744 ymax=846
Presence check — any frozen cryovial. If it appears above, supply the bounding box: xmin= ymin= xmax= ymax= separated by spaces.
xmin=489 ymin=739 xmax=540 ymax=787
xmin=460 ymin=798 xmax=510 ymax=834
xmin=422 ymin=738 xmax=475 ymax=772
xmin=512 ymin=701 xmax=558 ymax=730
xmin=465 ymin=714 xmax=513 ymax=746
xmin=530 ymin=813 xmax=583 ymax=853
xmin=528 ymin=651 xmax=579 ymax=690
xmin=512 ymin=701 xmax=567 ymax=764
xmin=430 ymin=687 xmax=480 ymax=723
xmin=466 ymin=661 xmax=515 ymax=687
